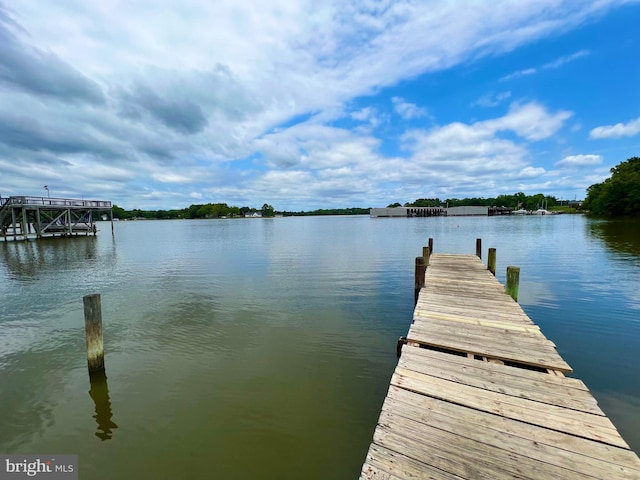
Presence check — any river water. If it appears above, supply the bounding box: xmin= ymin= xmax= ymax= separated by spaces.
xmin=1 ymin=214 xmax=638 ymax=478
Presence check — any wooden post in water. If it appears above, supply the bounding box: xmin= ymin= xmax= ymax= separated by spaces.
xmin=422 ymin=246 xmax=430 ymax=265
xmin=428 ymin=237 xmax=434 ymax=254
xmin=414 ymin=257 xmax=427 ymax=305
xmin=488 ymin=248 xmax=496 ymax=276
xmin=506 ymin=266 xmax=520 ymax=302
xmin=476 ymin=238 xmax=482 ymax=258
xmin=83 ymin=293 xmax=105 ymax=373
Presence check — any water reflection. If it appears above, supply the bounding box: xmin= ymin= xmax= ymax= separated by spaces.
xmin=0 ymin=237 xmax=99 ymax=280
xmin=586 ymin=218 xmax=640 ymax=258
xmin=88 ymin=370 xmax=117 ymax=441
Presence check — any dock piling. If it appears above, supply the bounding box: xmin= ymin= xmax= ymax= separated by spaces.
xmin=414 ymin=257 xmax=426 ymax=305
xmin=428 ymin=237 xmax=433 ymax=254
xmin=506 ymin=266 xmax=520 ymax=302
xmin=83 ymin=293 xmax=105 ymax=373
xmin=488 ymin=248 xmax=496 ymax=276
xmin=476 ymin=238 xmax=482 ymax=258
xmin=422 ymin=246 xmax=430 ymax=265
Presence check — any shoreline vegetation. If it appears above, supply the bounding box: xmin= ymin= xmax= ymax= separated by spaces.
xmin=111 ymin=192 xmax=583 ymax=221
xmin=110 ymin=203 xmax=372 ymax=220
xmin=583 ymin=157 xmax=640 ymax=217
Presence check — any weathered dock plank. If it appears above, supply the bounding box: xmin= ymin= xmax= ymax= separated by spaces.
xmin=360 ymin=252 xmax=640 ymax=479
xmin=391 ymin=367 xmax=626 ymax=447
xmin=413 ymin=310 xmax=541 ymax=332
xmin=362 ymin=444 xmax=464 ymax=480
xmin=398 ymin=348 xmax=602 ymax=414
xmin=407 ymin=324 xmax=572 ymax=372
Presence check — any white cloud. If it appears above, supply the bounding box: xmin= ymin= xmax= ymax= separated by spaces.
xmin=501 ymin=49 xmax=589 ymax=81
xmin=482 ymin=102 xmax=572 ymax=141
xmin=589 ymin=117 xmax=640 ymax=139
xmin=151 ymin=172 xmax=194 ymax=184
xmin=543 ymin=50 xmax=590 ymax=69
xmin=394 ymin=102 xmax=568 ymax=191
xmin=351 ymin=108 xmax=375 ymax=122
xmin=500 ymin=68 xmax=537 ymax=81
xmin=555 ymin=154 xmax=603 ymax=168
xmin=350 ymin=107 xmax=383 ymax=128
xmin=473 ymin=91 xmax=511 ymax=107
xmin=391 ymin=97 xmax=427 ymax=119
xmin=517 ymin=166 xmax=546 ymax=178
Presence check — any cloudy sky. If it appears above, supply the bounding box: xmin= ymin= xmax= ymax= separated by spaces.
xmin=1 ymin=1 xmax=639 ymax=210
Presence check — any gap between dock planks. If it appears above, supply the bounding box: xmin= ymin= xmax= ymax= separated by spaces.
xmin=360 ymin=253 xmax=640 ymax=480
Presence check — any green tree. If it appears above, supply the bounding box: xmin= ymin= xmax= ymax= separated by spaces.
xmin=387 ymin=202 xmax=402 ymax=208
xmin=407 ymin=198 xmax=442 ymax=207
xmin=261 ymin=203 xmax=275 ymax=217
xmin=584 ymin=157 xmax=640 ymax=216
xmin=111 ymin=204 xmax=130 ymax=219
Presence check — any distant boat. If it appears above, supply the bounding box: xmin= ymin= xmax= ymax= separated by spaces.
xmin=532 ymin=200 xmax=553 ymax=215
xmin=532 ymin=208 xmax=552 ymax=215
xmin=513 ymin=208 xmax=528 ymax=215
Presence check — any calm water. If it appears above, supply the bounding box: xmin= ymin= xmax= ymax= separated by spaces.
xmin=1 ymin=215 xmax=639 ymax=478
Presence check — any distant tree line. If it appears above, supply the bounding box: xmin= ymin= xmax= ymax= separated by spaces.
xmin=110 ymin=203 xmax=277 ymax=220
xmin=109 ymin=203 xmax=373 ymax=220
xmin=583 ymin=157 xmax=640 ymax=216
xmin=388 ymin=192 xmax=568 ymax=211
xmin=280 ymin=207 xmax=370 ymax=216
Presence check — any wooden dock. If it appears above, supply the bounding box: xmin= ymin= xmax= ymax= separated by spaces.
xmin=360 ymin=251 xmax=640 ymax=479
xmin=0 ymin=195 xmax=112 ymax=241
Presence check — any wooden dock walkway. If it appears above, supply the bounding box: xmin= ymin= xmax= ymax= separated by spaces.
xmin=360 ymin=252 xmax=640 ymax=479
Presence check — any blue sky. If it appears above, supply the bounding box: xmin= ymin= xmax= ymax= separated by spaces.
xmin=0 ymin=1 xmax=639 ymax=210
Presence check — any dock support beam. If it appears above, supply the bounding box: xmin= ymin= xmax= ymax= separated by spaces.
xmin=11 ymin=208 xmax=17 ymax=240
xmin=476 ymin=238 xmax=482 ymax=258
xmin=35 ymin=208 xmax=42 ymax=239
xmin=22 ymin=208 xmax=29 ymax=237
xmin=506 ymin=266 xmax=520 ymax=302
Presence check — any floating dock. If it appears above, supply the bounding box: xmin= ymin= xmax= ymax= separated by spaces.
xmin=0 ymin=195 xmax=112 ymax=241
xmin=360 ymin=249 xmax=640 ymax=479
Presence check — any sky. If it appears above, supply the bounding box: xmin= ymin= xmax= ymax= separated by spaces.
xmin=0 ymin=1 xmax=639 ymax=211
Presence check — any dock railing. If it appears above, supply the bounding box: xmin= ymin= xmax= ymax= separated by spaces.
xmin=5 ymin=196 xmax=111 ymax=208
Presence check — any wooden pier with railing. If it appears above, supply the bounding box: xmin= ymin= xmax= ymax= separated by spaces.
xmin=360 ymin=241 xmax=640 ymax=479
xmin=0 ymin=195 xmax=112 ymax=241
